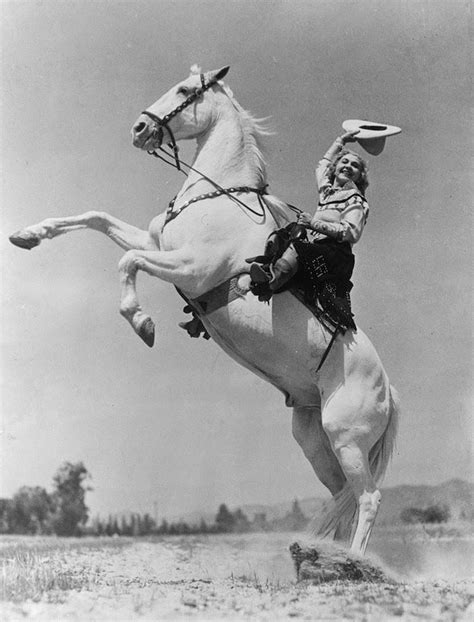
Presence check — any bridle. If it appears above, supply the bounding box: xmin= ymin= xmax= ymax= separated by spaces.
xmin=139 ymin=72 xmax=278 ymax=229
xmin=140 ymin=73 xmax=215 ymax=172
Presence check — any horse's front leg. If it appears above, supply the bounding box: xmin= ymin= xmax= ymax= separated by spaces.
xmin=9 ymin=211 xmax=157 ymax=252
xmin=118 ymin=248 xmax=195 ymax=347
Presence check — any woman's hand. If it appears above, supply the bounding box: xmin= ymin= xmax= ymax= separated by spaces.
xmin=340 ymin=130 xmax=360 ymax=144
xmin=297 ymin=212 xmax=312 ymax=227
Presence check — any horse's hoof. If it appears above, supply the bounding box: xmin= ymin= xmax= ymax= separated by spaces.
xmin=138 ymin=317 xmax=155 ymax=348
xmin=9 ymin=231 xmax=41 ymax=250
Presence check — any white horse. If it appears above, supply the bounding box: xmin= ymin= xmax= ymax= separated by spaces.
xmin=10 ymin=66 xmax=399 ymax=556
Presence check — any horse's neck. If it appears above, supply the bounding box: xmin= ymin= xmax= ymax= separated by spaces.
xmin=178 ymin=113 xmax=264 ymax=199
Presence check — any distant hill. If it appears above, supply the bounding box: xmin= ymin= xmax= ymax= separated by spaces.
xmin=171 ymin=479 xmax=473 ymax=527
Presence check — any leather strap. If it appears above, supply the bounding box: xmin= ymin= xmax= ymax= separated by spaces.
xmin=189 ymin=275 xmax=249 ymax=316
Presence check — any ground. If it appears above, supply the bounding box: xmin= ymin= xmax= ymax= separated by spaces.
xmin=1 ymin=531 xmax=473 ymax=621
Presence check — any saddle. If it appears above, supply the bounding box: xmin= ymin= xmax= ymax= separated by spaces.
xmin=247 ymin=222 xmax=356 ymax=331
xmin=245 ymin=222 xmax=308 ymax=301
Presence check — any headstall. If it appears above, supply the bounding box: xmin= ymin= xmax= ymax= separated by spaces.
xmin=140 ymin=73 xmax=271 ymax=230
xmin=141 ymin=73 xmax=215 ymax=172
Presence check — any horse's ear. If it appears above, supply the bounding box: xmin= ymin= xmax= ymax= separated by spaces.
xmin=209 ymin=66 xmax=230 ymax=83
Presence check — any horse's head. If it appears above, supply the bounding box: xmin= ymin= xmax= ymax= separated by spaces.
xmin=131 ymin=66 xmax=230 ymax=152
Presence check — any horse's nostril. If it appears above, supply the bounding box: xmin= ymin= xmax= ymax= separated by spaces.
xmin=134 ymin=122 xmax=146 ymax=134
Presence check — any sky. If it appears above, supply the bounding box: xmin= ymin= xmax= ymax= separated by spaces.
xmin=1 ymin=0 xmax=472 ymax=521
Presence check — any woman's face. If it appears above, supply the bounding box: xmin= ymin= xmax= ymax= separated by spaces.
xmin=334 ymin=154 xmax=362 ymax=185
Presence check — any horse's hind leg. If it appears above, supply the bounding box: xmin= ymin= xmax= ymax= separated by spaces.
xmin=321 ymin=388 xmax=388 ymax=556
xmin=334 ymin=441 xmax=380 ymax=555
xmin=292 ymin=406 xmax=346 ymax=495
xmin=9 ymin=212 xmax=155 ymax=251
xmin=292 ymin=406 xmax=354 ymax=540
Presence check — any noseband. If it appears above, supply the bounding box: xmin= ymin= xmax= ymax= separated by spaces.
xmin=141 ymin=73 xmax=216 ymax=171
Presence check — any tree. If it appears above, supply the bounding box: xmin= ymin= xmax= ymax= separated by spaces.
xmin=0 ymin=499 xmax=13 ymax=533
xmin=158 ymin=518 xmax=169 ymax=535
xmin=120 ymin=515 xmax=131 ymax=536
xmin=232 ymin=508 xmax=250 ymax=532
xmin=423 ymin=504 xmax=450 ymax=523
xmin=289 ymin=499 xmax=307 ymax=530
xmin=215 ymin=503 xmax=235 ymax=533
xmin=9 ymin=486 xmax=54 ymax=534
xmin=142 ymin=513 xmax=155 ymax=535
xmin=400 ymin=504 xmax=451 ymax=525
xmin=51 ymin=462 xmax=91 ymax=536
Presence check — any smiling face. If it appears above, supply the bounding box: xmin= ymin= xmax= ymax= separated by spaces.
xmin=334 ymin=153 xmax=363 ymax=186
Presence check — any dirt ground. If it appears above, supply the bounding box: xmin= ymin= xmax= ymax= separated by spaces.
xmin=2 ymin=533 xmax=473 ymax=621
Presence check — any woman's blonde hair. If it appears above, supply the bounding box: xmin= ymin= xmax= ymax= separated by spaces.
xmin=327 ymin=149 xmax=369 ymax=195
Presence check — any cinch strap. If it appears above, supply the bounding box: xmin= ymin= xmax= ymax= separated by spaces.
xmin=189 ymin=276 xmax=248 ymax=316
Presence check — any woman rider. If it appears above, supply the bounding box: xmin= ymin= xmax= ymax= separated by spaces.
xmin=250 ymin=129 xmax=369 ymax=330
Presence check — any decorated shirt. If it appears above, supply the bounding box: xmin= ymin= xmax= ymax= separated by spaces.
xmin=311 ymin=139 xmax=369 ymax=245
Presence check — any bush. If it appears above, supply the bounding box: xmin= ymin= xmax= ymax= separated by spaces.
xmin=400 ymin=503 xmax=451 ymax=524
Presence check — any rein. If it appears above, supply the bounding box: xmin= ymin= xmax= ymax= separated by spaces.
xmin=148 ymin=144 xmax=270 ymax=229
xmin=140 ymin=71 xmax=296 ymax=230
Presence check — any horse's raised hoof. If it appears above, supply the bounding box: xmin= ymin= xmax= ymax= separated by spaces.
xmin=138 ymin=317 xmax=155 ymax=348
xmin=9 ymin=231 xmax=41 ymax=250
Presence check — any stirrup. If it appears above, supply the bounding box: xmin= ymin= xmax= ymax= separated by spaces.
xmin=250 ymin=262 xmax=272 ymax=284
xmin=245 ymin=255 xmax=268 ymax=265
xmin=178 ymin=316 xmax=211 ymax=339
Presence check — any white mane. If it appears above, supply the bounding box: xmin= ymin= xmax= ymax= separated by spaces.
xmin=190 ymin=65 xmax=285 ymax=216
xmin=220 ymin=82 xmax=272 ymax=186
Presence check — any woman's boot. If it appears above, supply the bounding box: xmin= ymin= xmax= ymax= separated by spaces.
xmin=250 ymin=245 xmax=299 ymax=292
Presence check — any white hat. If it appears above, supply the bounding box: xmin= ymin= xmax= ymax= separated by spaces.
xmin=342 ymin=119 xmax=401 ymax=155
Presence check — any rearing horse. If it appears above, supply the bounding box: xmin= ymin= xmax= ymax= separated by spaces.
xmin=10 ymin=66 xmax=399 ymax=555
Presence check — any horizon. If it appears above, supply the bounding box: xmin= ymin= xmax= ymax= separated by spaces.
xmin=4 ymin=471 xmax=470 ymax=523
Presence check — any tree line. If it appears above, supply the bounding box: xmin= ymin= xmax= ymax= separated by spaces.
xmin=0 ymin=462 xmax=309 ymax=536
xmin=85 ymin=500 xmax=309 ymax=537
xmin=400 ymin=503 xmax=451 ymax=524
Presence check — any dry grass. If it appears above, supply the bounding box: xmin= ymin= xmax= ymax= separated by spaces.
xmin=0 ymin=536 xmax=130 ymax=603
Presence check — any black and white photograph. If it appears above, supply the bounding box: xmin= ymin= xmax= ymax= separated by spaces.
xmin=1 ymin=0 xmax=472 ymax=619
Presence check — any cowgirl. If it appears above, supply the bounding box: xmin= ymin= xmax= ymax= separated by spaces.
xmin=250 ymin=130 xmax=369 ymax=329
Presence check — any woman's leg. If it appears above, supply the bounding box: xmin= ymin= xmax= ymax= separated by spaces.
xmin=250 ymin=244 xmax=299 ymax=291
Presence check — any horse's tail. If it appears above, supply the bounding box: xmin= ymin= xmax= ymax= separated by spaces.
xmin=316 ymin=384 xmax=400 ymax=539
xmin=369 ymin=384 xmax=400 ymax=484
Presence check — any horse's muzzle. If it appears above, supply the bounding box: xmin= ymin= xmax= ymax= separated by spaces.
xmin=131 ymin=116 xmax=163 ymax=150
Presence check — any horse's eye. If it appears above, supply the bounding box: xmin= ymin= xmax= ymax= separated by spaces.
xmin=177 ymin=86 xmax=188 ymax=96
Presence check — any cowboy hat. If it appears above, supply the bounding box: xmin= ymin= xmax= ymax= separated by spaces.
xmin=342 ymin=119 xmax=401 ymax=155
